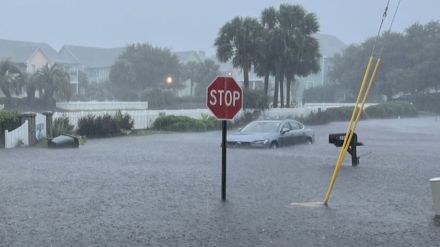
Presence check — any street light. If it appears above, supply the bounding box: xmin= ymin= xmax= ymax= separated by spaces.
xmin=166 ymin=76 xmax=173 ymax=85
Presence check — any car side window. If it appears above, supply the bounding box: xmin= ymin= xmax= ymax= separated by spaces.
xmin=290 ymin=121 xmax=302 ymax=130
xmin=281 ymin=122 xmax=292 ymax=130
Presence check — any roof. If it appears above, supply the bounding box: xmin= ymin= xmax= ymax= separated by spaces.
xmin=59 ymin=45 xmax=124 ymax=68
xmin=0 ymin=39 xmax=59 ymax=63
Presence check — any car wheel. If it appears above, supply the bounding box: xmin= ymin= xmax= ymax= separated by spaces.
xmin=270 ymin=142 xmax=279 ymax=149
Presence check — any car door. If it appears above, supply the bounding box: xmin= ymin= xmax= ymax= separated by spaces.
xmin=279 ymin=122 xmax=294 ymax=146
xmin=289 ymin=121 xmax=304 ymax=144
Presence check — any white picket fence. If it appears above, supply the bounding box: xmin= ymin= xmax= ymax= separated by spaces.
xmin=4 ymin=120 xmax=29 ymax=148
xmin=54 ymin=109 xmax=213 ymax=130
xmin=56 ymin=101 xmax=149 ymax=111
xmin=53 ymin=103 xmax=375 ymax=131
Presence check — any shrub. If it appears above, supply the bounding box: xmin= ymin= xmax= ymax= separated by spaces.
xmin=77 ymin=112 xmax=134 ymax=137
xmin=0 ymin=111 xmax=21 ymax=147
xmin=365 ymin=101 xmax=417 ymax=118
xmin=299 ymin=101 xmax=418 ymax=126
xmin=52 ymin=116 xmax=74 ymax=137
xmin=0 ymin=111 xmax=21 ymax=134
xmin=244 ymin=89 xmax=270 ymax=110
xmin=200 ymin=113 xmax=221 ymax=130
xmin=412 ymin=93 xmax=440 ymax=114
xmin=114 ymin=110 xmax=134 ymax=130
xmin=153 ymin=115 xmax=206 ymax=131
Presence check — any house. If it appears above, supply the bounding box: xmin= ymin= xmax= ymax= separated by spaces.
xmin=59 ymin=45 xmax=124 ymax=83
xmin=295 ymin=34 xmax=346 ymax=105
xmin=0 ymin=39 xmax=60 ymax=74
xmin=0 ymin=39 xmax=62 ymax=97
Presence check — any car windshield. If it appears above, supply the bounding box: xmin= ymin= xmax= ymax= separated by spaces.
xmin=241 ymin=122 xmax=280 ymax=133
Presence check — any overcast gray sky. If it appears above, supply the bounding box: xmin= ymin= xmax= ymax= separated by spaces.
xmin=0 ymin=0 xmax=438 ymax=55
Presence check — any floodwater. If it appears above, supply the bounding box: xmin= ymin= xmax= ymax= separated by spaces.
xmin=0 ymin=117 xmax=439 ymax=246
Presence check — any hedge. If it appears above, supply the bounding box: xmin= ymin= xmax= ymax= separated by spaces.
xmin=300 ymin=101 xmax=417 ymax=125
xmin=0 ymin=111 xmax=21 ymax=148
xmin=153 ymin=114 xmax=220 ymax=132
xmin=77 ymin=111 xmax=134 ymax=137
xmin=52 ymin=116 xmax=74 ymax=137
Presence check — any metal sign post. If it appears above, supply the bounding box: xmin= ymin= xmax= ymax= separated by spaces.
xmin=207 ymin=76 xmax=243 ymax=201
xmin=222 ymin=120 xmax=227 ymax=201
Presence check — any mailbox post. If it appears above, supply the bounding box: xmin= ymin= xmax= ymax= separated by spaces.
xmin=329 ymin=132 xmax=363 ymax=166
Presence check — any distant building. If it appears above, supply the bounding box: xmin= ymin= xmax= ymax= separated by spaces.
xmin=0 ymin=39 xmax=59 ymax=74
xmin=0 ymin=39 xmax=62 ymax=97
xmin=295 ymin=34 xmax=346 ymax=106
xmin=59 ymin=45 xmax=124 ymax=83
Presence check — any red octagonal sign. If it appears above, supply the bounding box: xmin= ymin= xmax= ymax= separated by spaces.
xmin=207 ymin=76 xmax=243 ymax=120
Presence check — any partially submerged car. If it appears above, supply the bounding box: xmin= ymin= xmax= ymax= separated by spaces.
xmin=227 ymin=119 xmax=314 ymax=148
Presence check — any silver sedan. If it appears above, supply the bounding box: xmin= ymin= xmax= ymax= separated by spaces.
xmin=227 ymin=119 xmax=315 ymax=148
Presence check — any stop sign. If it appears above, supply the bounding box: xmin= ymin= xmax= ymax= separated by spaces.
xmin=207 ymin=76 xmax=243 ymax=120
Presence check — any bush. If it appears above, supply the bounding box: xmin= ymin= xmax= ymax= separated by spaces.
xmin=365 ymin=101 xmax=417 ymax=118
xmin=114 ymin=110 xmax=134 ymax=130
xmin=153 ymin=115 xmax=206 ymax=131
xmin=77 ymin=112 xmax=134 ymax=137
xmin=412 ymin=93 xmax=440 ymax=114
xmin=52 ymin=116 xmax=74 ymax=137
xmin=244 ymin=89 xmax=270 ymax=110
xmin=0 ymin=111 xmax=21 ymax=147
xmin=299 ymin=101 xmax=418 ymax=125
xmin=153 ymin=113 xmax=224 ymax=132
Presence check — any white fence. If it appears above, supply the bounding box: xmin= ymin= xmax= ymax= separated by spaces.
xmin=54 ymin=109 xmax=212 ymax=130
xmin=35 ymin=113 xmax=46 ymax=140
xmin=56 ymin=101 xmax=149 ymax=111
xmin=4 ymin=120 xmax=29 ymax=149
xmin=53 ymin=104 xmax=377 ymax=131
xmin=303 ymin=103 xmax=376 ymax=110
xmin=0 ymin=104 xmax=4 ymax=110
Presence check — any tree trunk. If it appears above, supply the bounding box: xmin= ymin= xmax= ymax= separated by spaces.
xmin=243 ymin=67 xmax=250 ymax=89
xmin=263 ymin=73 xmax=269 ymax=96
xmin=279 ymin=76 xmax=284 ymax=108
xmin=273 ymin=75 xmax=279 ymax=108
xmin=286 ymin=76 xmax=291 ymax=108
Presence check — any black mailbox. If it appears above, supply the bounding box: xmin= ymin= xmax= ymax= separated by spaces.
xmin=329 ymin=132 xmax=363 ymax=166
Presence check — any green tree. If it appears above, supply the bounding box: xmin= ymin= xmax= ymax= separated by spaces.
xmin=0 ymin=60 xmax=25 ymax=99
xmin=272 ymin=4 xmax=321 ymax=107
xmin=255 ymin=7 xmax=277 ymax=96
xmin=330 ymin=21 xmax=440 ymax=100
xmin=181 ymin=59 xmax=220 ymax=97
xmin=31 ymin=64 xmax=71 ymax=102
xmin=214 ymin=17 xmax=263 ymax=89
xmin=109 ymin=43 xmax=181 ymax=100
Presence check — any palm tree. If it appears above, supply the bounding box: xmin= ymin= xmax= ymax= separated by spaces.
xmin=279 ymin=5 xmax=320 ymax=107
xmin=31 ymin=64 xmax=71 ymax=103
xmin=0 ymin=60 xmax=25 ymax=100
xmin=255 ymin=7 xmax=278 ymax=96
xmin=214 ymin=17 xmax=263 ymax=89
xmin=262 ymin=4 xmax=321 ymax=108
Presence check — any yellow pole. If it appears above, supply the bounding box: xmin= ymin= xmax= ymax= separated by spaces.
xmin=344 ymin=56 xmax=374 ymax=136
xmin=329 ymin=58 xmax=382 ymax=191
xmin=323 ymin=57 xmax=379 ymax=205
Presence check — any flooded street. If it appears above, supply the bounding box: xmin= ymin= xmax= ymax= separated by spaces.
xmin=0 ymin=117 xmax=439 ymax=246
